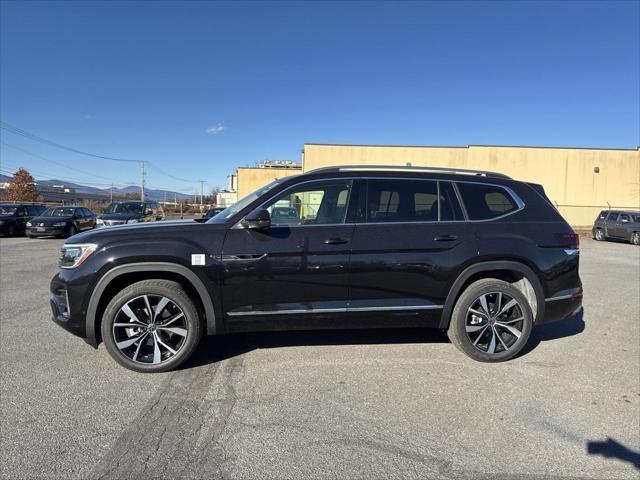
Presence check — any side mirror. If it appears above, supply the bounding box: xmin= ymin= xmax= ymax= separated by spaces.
xmin=242 ymin=208 xmax=271 ymax=230
xmin=145 ymin=209 xmax=153 ymax=215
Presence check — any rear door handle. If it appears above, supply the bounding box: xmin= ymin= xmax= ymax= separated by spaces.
xmin=434 ymin=235 xmax=458 ymax=242
xmin=324 ymin=238 xmax=349 ymax=245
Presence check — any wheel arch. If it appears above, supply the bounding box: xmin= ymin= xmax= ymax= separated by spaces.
xmin=86 ymin=262 xmax=217 ymax=347
xmin=440 ymin=261 xmax=545 ymax=329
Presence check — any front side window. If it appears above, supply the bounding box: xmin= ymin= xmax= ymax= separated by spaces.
xmin=262 ymin=180 xmax=352 ymax=226
xmin=367 ymin=179 xmax=438 ymax=223
xmin=456 ymin=183 xmax=519 ymax=220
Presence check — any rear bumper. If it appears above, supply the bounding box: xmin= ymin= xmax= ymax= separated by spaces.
xmin=540 ymin=289 xmax=583 ymax=325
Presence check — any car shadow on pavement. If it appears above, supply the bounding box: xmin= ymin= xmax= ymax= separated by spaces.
xmin=181 ymin=328 xmax=449 ymax=369
xmin=519 ymin=307 xmax=585 ymax=357
xmin=587 ymin=437 xmax=640 ymax=470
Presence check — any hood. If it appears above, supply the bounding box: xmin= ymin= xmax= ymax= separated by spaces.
xmin=99 ymin=213 xmax=142 ymax=221
xmin=69 ymin=219 xmax=212 ymax=244
xmin=32 ymin=215 xmax=74 ymax=223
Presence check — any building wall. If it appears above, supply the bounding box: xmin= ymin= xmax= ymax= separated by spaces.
xmin=303 ymin=144 xmax=640 ymax=227
xmin=236 ymin=167 xmax=302 ymax=199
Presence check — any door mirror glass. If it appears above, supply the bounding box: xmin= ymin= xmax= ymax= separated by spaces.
xmin=242 ymin=208 xmax=271 ymax=230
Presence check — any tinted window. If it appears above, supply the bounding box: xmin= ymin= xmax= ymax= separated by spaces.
xmin=632 ymin=215 xmax=640 ymax=223
xmin=597 ymin=211 xmax=607 ymax=220
xmin=619 ymin=214 xmax=630 ymax=222
xmin=439 ymin=182 xmax=464 ymax=221
xmin=366 ymin=180 xmax=438 ymax=223
xmin=26 ymin=205 xmax=40 ymax=216
xmin=262 ymin=180 xmax=352 ymax=226
xmin=456 ymin=183 xmax=518 ymax=220
xmin=607 ymin=212 xmax=618 ymax=221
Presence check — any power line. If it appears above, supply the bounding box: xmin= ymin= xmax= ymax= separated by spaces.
xmin=1 ymin=141 xmax=121 ymax=183
xmin=0 ymin=121 xmax=141 ymax=163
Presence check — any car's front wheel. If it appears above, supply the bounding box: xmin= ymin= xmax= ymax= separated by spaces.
xmin=447 ymin=278 xmax=533 ymax=362
xmin=594 ymin=229 xmax=605 ymax=241
xmin=102 ymin=280 xmax=203 ymax=373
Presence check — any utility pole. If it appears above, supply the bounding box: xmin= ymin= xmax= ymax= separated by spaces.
xmin=110 ymin=183 xmax=113 ymax=203
xmin=140 ymin=160 xmax=145 ymax=201
xmin=199 ymin=180 xmax=205 ymax=207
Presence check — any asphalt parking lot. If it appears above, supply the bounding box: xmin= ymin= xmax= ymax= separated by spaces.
xmin=0 ymin=235 xmax=638 ymax=480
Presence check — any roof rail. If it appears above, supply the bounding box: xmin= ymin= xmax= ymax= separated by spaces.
xmin=305 ymin=164 xmax=512 ymax=179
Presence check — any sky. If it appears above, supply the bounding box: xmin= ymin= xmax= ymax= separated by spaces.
xmin=1 ymin=0 xmax=638 ymax=194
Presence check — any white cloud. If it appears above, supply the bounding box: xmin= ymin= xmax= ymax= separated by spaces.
xmin=206 ymin=123 xmax=225 ymax=135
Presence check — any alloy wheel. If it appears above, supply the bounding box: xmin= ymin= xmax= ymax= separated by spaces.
xmin=632 ymin=232 xmax=639 ymax=246
xmin=465 ymin=292 xmax=524 ymax=354
xmin=112 ymin=294 xmax=188 ymax=365
xmin=595 ymin=230 xmax=604 ymax=241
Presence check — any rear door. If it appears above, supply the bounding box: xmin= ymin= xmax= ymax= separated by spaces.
xmin=347 ymin=178 xmax=472 ymax=328
xmin=221 ymin=178 xmax=354 ymax=330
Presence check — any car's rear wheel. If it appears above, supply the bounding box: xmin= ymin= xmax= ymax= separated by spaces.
xmin=102 ymin=280 xmax=203 ymax=373
xmin=631 ymin=232 xmax=640 ymax=246
xmin=594 ymin=229 xmax=605 ymax=241
xmin=447 ymin=278 xmax=533 ymax=362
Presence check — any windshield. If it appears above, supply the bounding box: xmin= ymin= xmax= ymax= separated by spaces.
xmin=104 ymin=202 xmax=144 ymax=214
xmin=42 ymin=207 xmax=76 ymax=217
xmin=206 ymin=180 xmax=282 ymax=224
xmin=0 ymin=206 xmax=18 ymax=215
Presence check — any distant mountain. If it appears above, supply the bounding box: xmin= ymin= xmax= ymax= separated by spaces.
xmin=0 ymin=174 xmax=192 ymax=202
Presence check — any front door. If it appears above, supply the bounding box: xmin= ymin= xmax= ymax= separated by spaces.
xmin=604 ymin=212 xmax=619 ymax=237
xmin=221 ymin=179 xmax=354 ymax=331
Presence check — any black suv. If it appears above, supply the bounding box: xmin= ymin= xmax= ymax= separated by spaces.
xmin=0 ymin=203 xmax=46 ymax=236
xmin=27 ymin=206 xmax=96 ymax=238
xmin=96 ymin=200 xmax=164 ymax=227
xmin=50 ymin=166 xmax=582 ymax=372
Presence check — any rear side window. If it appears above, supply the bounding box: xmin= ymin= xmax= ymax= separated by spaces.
xmin=439 ymin=182 xmax=464 ymax=221
xmin=456 ymin=183 xmax=519 ymax=220
xmin=367 ymin=180 xmax=438 ymax=223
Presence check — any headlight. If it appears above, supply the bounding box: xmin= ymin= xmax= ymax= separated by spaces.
xmin=26 ymin=222 xmax=32 ymax=227
xmin=59 ymin=243 xmax=98 ymax=269
xmin=0 ymin=220 xmax=4 ymax=225
xmin=127 ymin=219 xmax=139 ymax=224
xmin=53 ymin=222 xmax=66 ymax=227
xmin=96 ymin=218 xmax=104 ymax=225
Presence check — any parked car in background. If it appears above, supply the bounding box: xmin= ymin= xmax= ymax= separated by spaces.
xmin=50 ymin=165 xmax=582 ymax=372
xmin=27 ymin=206 xmax=96 ymax=238
xmin=202 ymin=207 xmax=225 ymax=219
xmin=96 ymin=201 xmax=164 ymax=227
xmin=0 ymin=203 xmax=46 ymax=236
xmin=592 ymin=210 xmax=640 ymax=245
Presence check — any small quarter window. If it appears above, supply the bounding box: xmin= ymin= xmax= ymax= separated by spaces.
xmin=456 ymin=183 xmax=519 ymax=220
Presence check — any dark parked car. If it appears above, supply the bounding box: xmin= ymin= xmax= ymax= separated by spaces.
xmin=203 ymin=207 xmax=225 ymax=219
xmin=592 ymin=210 xmax=640 ymax=245
xmin=0 ymin=203 xmax=46 ymax=236
xmin=96 ymin=201 xmax=164 ymax=227
xmin=50 ymin=165 xmax=582 ymax=372
xmin=27 ymin=206 xmax=96 ymax=238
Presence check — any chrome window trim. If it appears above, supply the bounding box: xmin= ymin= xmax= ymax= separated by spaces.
xmin=234 ymin=176 xmax=525 ymax=228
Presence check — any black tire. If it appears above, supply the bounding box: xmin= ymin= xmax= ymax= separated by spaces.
xmin=65 ymin=225 xmax=77 ymax=238
xmin=7 ymin=223 xmax=16 ymax=237
xmin=631 ymin=232 xmax=640 ymax=246
xmin=27 ymin=234 xmax=35 ymax=239
xmin=447 ymin=278 xmax=533 ymax=362
xmin=101 ymin=279 xmax=203 ymax=373
xmin=594 ymin=229 xmax=605 ymax=241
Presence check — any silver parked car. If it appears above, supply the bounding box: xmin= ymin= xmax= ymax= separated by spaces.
xmin=592 ymin=210 xmax=640 ymax=245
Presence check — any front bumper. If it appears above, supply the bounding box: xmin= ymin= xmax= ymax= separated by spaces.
xmin=50 ymin=269 xmax=98 ymax=347
xmin=28 ymin=226 xmax=65 ymax=236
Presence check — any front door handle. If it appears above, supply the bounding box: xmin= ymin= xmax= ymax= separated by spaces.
xmin=324 ymin=238 xmax=349 ymax=245
xmin=434 ymin=235 xmax=458 ymax=242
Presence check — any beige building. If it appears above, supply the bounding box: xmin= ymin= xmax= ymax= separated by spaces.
xmin=233 ymin=144 xmax=639 ymax=228
xmin=302 ymin=143 xmax=640 ymax=228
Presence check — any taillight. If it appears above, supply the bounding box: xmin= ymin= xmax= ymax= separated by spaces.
xmin=554 ymin=233 xmax=579 ymax=248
